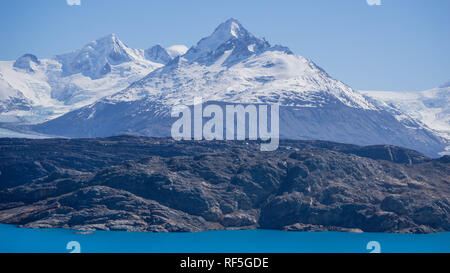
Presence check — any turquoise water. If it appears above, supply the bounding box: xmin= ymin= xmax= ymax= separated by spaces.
xmin=0 ymin=224 xmax=449 ymax=253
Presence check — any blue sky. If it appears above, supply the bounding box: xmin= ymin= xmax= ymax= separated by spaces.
xmin=0 ymin=0 xmax=448 ymax=91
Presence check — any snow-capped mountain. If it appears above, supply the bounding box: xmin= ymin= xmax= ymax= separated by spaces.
xmin=362 ymin=85 xmax=450 ymax=155
xmin=35 ymin=19 xmax=447 ymax=157
xmin=108 ymin=19 xmax=373 ymax=109
xmin=0 ymin=34 xmax=170 ymax=124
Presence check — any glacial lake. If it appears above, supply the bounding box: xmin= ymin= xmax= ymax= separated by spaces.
xmin=0 ymin=224 xmax=449 ymax=253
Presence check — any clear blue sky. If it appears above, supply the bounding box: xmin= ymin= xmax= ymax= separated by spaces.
xmin=0 ymin=0 xmax=448 ymax=91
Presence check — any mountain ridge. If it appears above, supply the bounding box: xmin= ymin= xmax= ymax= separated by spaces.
xmin=33 ymin=19 xmax=448 ymax=157
xmin=0 ymin=18 xmax=447 ymax=156
xmin=0 ymin=34 xmax=181 ymax=125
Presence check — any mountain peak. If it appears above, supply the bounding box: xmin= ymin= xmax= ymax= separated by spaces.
xmin=13 ymin=54 xmax=41 ymax=72
xmin=196 ymin=18 xmax=252 ymax=52
xmin=216 ymin=18 xmax=250 ymax=39
xmin=182 ymin=18 xmax=269 ymax=65
xmin=56 ymin=33 xmax=136 ymax=79
xmin=145 ymin=44 xmax=172 ymax=64
xmin=94 ymin=33 xmax=122 ymax=46
xmin=89 ymin=33 xmax=129 ymax=58
xmin=98 ymin=33 xmax=119 ymax=41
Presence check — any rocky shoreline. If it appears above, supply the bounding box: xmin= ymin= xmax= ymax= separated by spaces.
xmin=0 ymin=136 xmax=448 ymax=233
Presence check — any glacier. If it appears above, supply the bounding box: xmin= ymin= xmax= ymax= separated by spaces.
xmin=363 ymin=85 xmax=450 ymax=155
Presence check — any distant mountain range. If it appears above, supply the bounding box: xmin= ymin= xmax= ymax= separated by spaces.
xmin=0 ymin=34 xmax=187 ymax=124
xmin=0 ymin=18 xmax=448 ymax=157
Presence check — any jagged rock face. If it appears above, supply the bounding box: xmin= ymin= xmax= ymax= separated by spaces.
xmin=13 ymin=54 xmax=41 ymax=72
xmin=145 ymin=45 xmax=172 ymax=64
xmin=0 ymin=136 xmax=448 ymax=233
xmin=0 ymin=95 xmax=31 ymax=113
xmin=184 ymin=18 xmax=272 ymax=66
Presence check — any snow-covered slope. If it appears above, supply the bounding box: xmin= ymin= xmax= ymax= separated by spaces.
xmin=0 ymin=34 xmax=168 ymax=124
xmin=362 ymin=85 xmax=450 ymax=155
xmin=36 ymin=19 xmax=448 ymax=157
xmin=362 ymin=87 xmax=449 ymax=135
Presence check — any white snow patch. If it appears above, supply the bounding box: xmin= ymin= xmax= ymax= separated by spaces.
xmin=166 ymin=45 xmax=189 ymax=58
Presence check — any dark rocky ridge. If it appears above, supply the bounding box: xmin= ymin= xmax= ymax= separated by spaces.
xmin=0 ymin=136 xmax=448 ymax=233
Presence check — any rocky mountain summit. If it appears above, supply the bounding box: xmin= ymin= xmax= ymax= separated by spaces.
xmin=0 ymin=136 xmax=448 ymax=233
xmin=13 ymin=54 xmax=41 ymax=72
